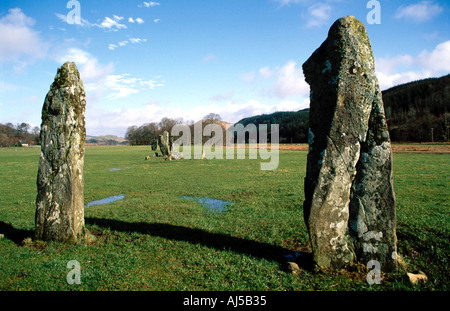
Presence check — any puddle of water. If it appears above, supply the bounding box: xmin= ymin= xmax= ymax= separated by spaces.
xmin=109 ymin=166 xmax=137 ymax=172
xmin=181 ymin=196 xmax=233 ymax=214
xmin=283 ymin=251 xmax=302 ymax=261
xmin=85 ymin=194 xmax=125 ymax=207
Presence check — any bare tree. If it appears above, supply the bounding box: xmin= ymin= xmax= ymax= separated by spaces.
xmin=204 ymin=113 xmax=222 ymax=122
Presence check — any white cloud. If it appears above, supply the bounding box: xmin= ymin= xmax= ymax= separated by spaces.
xmin=57 ymin=48 xmax=114 ymax=82
xmin=240 ymin=61 xmax=309 ymax=100
xmin=55 ymin=12 xmax=92 ymax=27
xmin=417 ymin=41 xmax=450 ymax=72
xmin=304 ymin=3 xmax=332 ymax=28
xmin=58 ymin=47 xmax=89 ymax=64
xmin=129 ymin=38 xmax=147 ymax=44
xmin=259 ymin=66 xmax=273 ymax=78
xmin=395 ymin=1 xmax=443 ymax=23
xmin=274 ymin=100 xmax=307 ymax=112
xmin=98 ymin=16 xmax=127 ymax=31
xmin=153 ymin=19 xmax=161 ymax=23
xmin=87 ymin=98 xmax=310 ymax=136
xmin=376 ymin=40 xmax=450 ymax=90
xmin=274 ymin=61 xmax=309 ymax=99
xmin=0 ymin=8 xmax=46 ymax=64
xmin=101 ymin=73 xmax=161 ymax=100
xmin=129 ymin=17 xmax=144 ymax=24
xmin=273 ymin=0 xmax=307 ymax=7
xmin=143 ymin=1 xmax=160 ymax=7
xmin=109 ymin=38 xmax=147 ymax=50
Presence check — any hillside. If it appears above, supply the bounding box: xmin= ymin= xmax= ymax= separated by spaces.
xmin=382 ymin=74 xmax=450 ymax=142
xmin=235 ymin=74 xmax=450 ymax=143
xmin=235 ymin=109 xmax=310 ymax=144
xmin=86 ymin=135 xmax=128 ymax=145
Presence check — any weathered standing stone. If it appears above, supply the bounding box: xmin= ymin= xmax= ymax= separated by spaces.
xmin=302 ymin=16 xmax=397 ymax=271
xmin=158 ymin=131 xmax=172 ymax=157
xmin=150 ymin=138 xmax=158 ymax=151
xmin=35 ymin=62 xmax=86 ymax=243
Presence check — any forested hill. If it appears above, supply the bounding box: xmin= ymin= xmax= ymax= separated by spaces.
xmin=235 ymin=74 xmax=450 ymax=143
xmin=235 ymin=109 xmax=310 ymax=144
xmin=382 ymin=74 xmax=449 ymax=142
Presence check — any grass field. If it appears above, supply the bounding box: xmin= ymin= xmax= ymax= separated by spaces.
xmin=0 ymin=145 xmax=448 ymax=291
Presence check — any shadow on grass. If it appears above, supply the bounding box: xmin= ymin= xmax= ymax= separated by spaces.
xmin=0 ymin=221 xmax=33 ymax=245
xmin=0 ymin=219 xmax=313 ymax=271
xmin=86 ymin=217 xmax=313 ymax=270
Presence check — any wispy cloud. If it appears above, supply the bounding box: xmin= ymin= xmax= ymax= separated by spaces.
xmin=98 ymin=15 xmax=127 ymax=31
xmin=376 ymin=40 xmax=450 ymax=89
xmin=304 ymin=2 xmax=332 ymax=28
xmin=273 ymin=61 xmax=309 ymax=99
xmin=273 ymin=0 xmax=307 ymax=8
xmin=56 ymin=48 xmax=114 ymax=81
xmin=108 ymin=37 xmax=147 ymax=50
xmin=395 ymin=1 xmax=443 ymax=23
xmin=99 ymin=73 xmax=163 ymax=100
xmin=0 ymin=8 xmax=47 ymax=67
xmin=242 ymin=61 xmax=309 ymax=99
xmin=142 ymin=1 xmax=160 ymax=8
xmin=56 ymin=13 xmax=129 ymax=31
xmin=129 ymin=17 xmax=145 ymax=24
xmin=87 ymin=98 xmax=308 ymax=137
xmin=56 ymin=48 xmax=164 ymax=107
xmin=55 ymin=12 xmax=92 ymax=27
xmin=259 ymin=66 xmax=273 ymax=78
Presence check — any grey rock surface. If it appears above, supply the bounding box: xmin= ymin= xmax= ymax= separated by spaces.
xmin=35 ymin=62 xmax=86 ymax=243
xmin=302 ymin=16 xmax=397 ymax=270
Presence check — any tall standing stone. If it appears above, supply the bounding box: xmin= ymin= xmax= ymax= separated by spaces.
xmin=302 ymin=16 xmax=397 ymax=271
xmin=35 ymin=62 xmax=86 ymax=243
xmin=158 ymin=131 xmax=172 ymax=157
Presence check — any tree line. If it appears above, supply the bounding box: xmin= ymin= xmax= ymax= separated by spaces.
xmin=125 ymin=114 xmax=224 ymax=146
xmin=0 ymin=122 xmax=40 ymax=147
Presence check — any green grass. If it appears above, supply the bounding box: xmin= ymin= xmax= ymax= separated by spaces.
xmin=0 ymin=146 xmax=448 ymax=291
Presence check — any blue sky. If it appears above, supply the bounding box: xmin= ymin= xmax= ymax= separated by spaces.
xmin=0 ymin=0 xmax=449 ymax=137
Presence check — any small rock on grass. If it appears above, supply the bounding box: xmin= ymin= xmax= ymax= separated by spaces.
xmin=406 ymin=271 xmax=428 ymax=285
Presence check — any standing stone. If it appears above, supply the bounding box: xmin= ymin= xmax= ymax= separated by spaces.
xmin=158 ymin=131 xmax=172 ymax=157
xmin=302 ymin=16 xmax=397 ymax=271
xmin=35 ymin=62 xmax=86 ymax=243
xmin=150 ymin=138 xmax=159 ymax=151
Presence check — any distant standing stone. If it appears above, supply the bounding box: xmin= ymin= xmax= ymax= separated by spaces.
xmin=158 ymin=131 xmax=172 ymax=157
xmin=35 ymin=62 xmax=86 ymax=243
xmin=150 ymin=138 xmax=158 ymax=151
xmin=302 ymin=16 xmax=397 ymax=271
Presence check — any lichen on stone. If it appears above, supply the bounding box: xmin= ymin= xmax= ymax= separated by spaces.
xmin=35 ymin=62 xmax=86 ymax=244
xmin=302 ymin=16 xmax=397 ymax=271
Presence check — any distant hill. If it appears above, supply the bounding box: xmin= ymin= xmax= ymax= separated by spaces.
xmin=234 ymin=74 xmax=450 ymax=143
xmin=86 ymin=135 xmax=128 ymax=145
xmin=234 ymin=109 xmax=310 ymax=143
xmin=382 ymin=74 xmax=450 ymax=142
